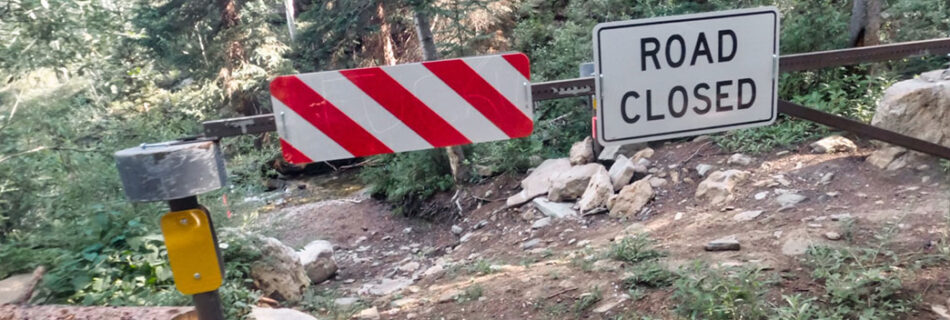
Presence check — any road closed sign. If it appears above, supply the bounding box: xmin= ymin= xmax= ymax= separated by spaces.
xmin=593 ymin=7 xmax=779 ymax=145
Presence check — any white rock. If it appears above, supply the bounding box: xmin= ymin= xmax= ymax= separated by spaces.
xmin=548 ymin=163 xmax=605 ymax=202
xmin=451 ymin=225 xmax=463 ymax=235
xmin=398 ymin=262 xmax=420 ymax=273
xmin=297 ymin=240 xmax=337 ymax=284
xmin=230 ymin=230 xmax=309 ymax=302
xmin=775 ymin=193 xmax=807 ymax=208
xmin=824 ymin=232 xmax=842 ymax=241
xmin=532 ymin=198 xmax=577 ymax=219
xmin=727 ymin=153 xmax=753 ymax=166
xmin=648 ymin=177 xmax=668 ymax=188
xmin=569 ymin=136 xmax=595 ymax=165
xmin=867 ymin=146 xmax=907 ymax=170
xmin=674 ymin=212 xmax=685 ymax=220
xmin=249 ymin=307 xmax=318 ymax=320
xmin=577 ymin=165 xmax=613 ymax=213
xmin=0 ymin=273 xmax=34 ymax=304
xmin=358 ymin=277 xmax=412 ymax=296
xmin=355 ymin=307 xmax=380 ymax=320
xmin=754 ymin=191 xmax=769 ymax=200
xmin=695 ymin=164 xmax=715 ymax=176
xmin=531 ymin=217 xmax=552 ymax=229
xmin=607 ymin=179 xmax=654 ymax=218
xmin=818 ymin=172 xmax=835 ymax=185
xmin=695 ymin=170 xmax=750 ymax=206
xmin=506 ymin=158 xmax=572 ymax=206
xmin=633 ymin=147 xmax=655 ymax=160
xmin=334 ymin=297 xmax=359 ymax=306
xmin=733 ymin=210 xmax=764 ymax=222
xmin=810 ymin=135 xmax=857 ymax=153
xmin=869 ymin=70 xmax=950 ymax=167
xmin=607 ymin=155 xmax=636 ymax=191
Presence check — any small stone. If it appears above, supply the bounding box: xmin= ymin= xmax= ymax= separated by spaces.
xmin=334 ymin=297 xmax=359 ymax=306
xmin=923 ymin=176 xmax=932 ymax=184
xmin=569 ymin=136 xmax=595 ymax=165
xmin=648 ymin=177 xmax=668 ymax=188
xmin=754 ymin=191 xmax=769 ymax=200
xmin=826 ymin=191 xmax=841 ymax=198
xmin=398 ymin=262 xmax=420 ymax=273
xmin=818 ymin=172 xmax=834 ymax=185
xmin=355 ymin=307 xmax=380 ymax=320
xmin=775 ymin=193 xmax=807 ymax=208
xmin=451 ymin=225 xmax=463 ymax=235
xmin=695 ymin=164 xmax=715 ymax=176
xmin=824 ymin=232 xmax=842 ymax=241
xmin=829 ymin=213 xmax=852 ymax=221
xmin=674 ymin=212 xmax=685 ymax=220
xmin=531 ymin=217 xmax=552 ymax=229
xmin=403 ymin=227 xmax=412 ymax=234
xmin=522 ymin=239 xmax=541 ymax=250
xmin=775 ymin=150 xmax=791 ymax=156
xmin=727 ymin=153 xmax=753 ymax=166
xmin=810 ymin=135 xmax=857 ymax=153
xmin=576 ymin=240 xmax=591 ymax=247
xmin=705 ymin=236 xmax=740 ymax=251
xmin=733 ymin=210 xmax=764 ymax=222
xmin=473 ymin=220 xmax=489 ymax=230
xmin=807 ymin=223 xmax=822 ymax=228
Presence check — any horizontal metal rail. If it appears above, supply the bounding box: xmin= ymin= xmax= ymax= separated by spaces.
xmin=780 ymin=38 xmax=950 ymax=72
xmin=202 ymin=38 xmax=950 ymax=160
xmin=778 ymin=100 xmax=950 ymax=159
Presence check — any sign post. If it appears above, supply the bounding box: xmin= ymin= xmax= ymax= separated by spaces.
xmin=593 ymin=7 xmax=779 ymax=146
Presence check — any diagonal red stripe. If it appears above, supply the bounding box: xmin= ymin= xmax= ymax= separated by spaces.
xmin=502 ymin=53 xmax=531 ymax=80
xmin=423 ymin=59 xmax=534 ymax=138
xmin=339 ymin=68 xmax=471 ymax=148
xmin=279 ymin=138 xmax=314 ymax=164
xmin=271 ymin=76 xmax=393 ymax=158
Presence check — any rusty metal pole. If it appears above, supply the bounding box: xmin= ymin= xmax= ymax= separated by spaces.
xmin=114 ymin=139 xmax=228 ymax=320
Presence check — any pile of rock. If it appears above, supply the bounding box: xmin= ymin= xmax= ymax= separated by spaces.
xmin=506 ymin=137 xmax=657 ymax=218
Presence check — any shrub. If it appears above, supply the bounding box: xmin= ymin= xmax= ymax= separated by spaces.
xmin=609 ymin=234 xmax=664 ymax=264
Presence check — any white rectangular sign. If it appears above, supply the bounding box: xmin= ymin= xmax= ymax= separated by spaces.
xmin=593 ymin=7 xmax=779 ymax=146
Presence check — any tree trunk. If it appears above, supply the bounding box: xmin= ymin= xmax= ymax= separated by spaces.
xmin=378 ymin=2 xmax=397 ymax=66
xmin=848 ymin=0 xmax=868 ymax=47
xmin=413 ymin=6 xmax=469 ymax=183
xmin=849 ymin=0 xmax=882 ymax=47
xmin=217 ymin=0 xmax=257 ymax=116
xmin=864 ymin=0 xmax=882 ymax=46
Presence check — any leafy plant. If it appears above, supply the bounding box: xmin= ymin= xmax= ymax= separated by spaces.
xmin=623 ymin=261 xmax=678 ymax=288
xmin=455 ymin=285 xmax=484 ymax=303
xmin=672 ymin=262 xmax=774 ymax=320
xmin=609 ymin=234 xmax=665 ymax=264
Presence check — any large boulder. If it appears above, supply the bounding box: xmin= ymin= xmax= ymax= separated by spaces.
xmin=507 ymin=158 xmax=572 ymax=207
xmin=569 ymin=136 xmax=595 ymax=165
xmin=607 ymin=179 xmax=654 ymax=217
xmin=868 ymin=68 xmax=950 ymax=168
xmin=297 ymin=240 xmax=337 ymax=284
xmin=548 ymin=163 xmax=604 ymax=202
xmin=695 ymin=170 xmax=750 ymax=206
xmin=249 ymin=236 xmax=310 ymax=302
xmin=576 ymin=166 xmax=613 ymax=213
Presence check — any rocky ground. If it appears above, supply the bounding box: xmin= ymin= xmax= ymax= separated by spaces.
xmin=229 ymin=130 xmax=950 ymax=320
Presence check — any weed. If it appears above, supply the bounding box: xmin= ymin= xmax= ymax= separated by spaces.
xmin=623 ymin=261 xmax=677 ymax=288
xmin=609 ymin=234 xmax=664 ymax=264
xmin=772 ymin=294 xmax=819 ymax=320
xmin=570 ymin=254 xmax=595 ymax=273
xmin=672 ymin=262 xmax=774 ymax=320
xmin=455 ymin=285 xmax=484 ymax=303
xmin=573 ymin=287 xmax=602 ymax=315
xmin=298 ymin=288 xmax=363 ymax=320
xmin=465 ymin=259 xmax=494 ymax=275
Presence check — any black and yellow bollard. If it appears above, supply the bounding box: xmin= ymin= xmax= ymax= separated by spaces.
xmin=114 ymin=139 xmax=227 ymax=320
